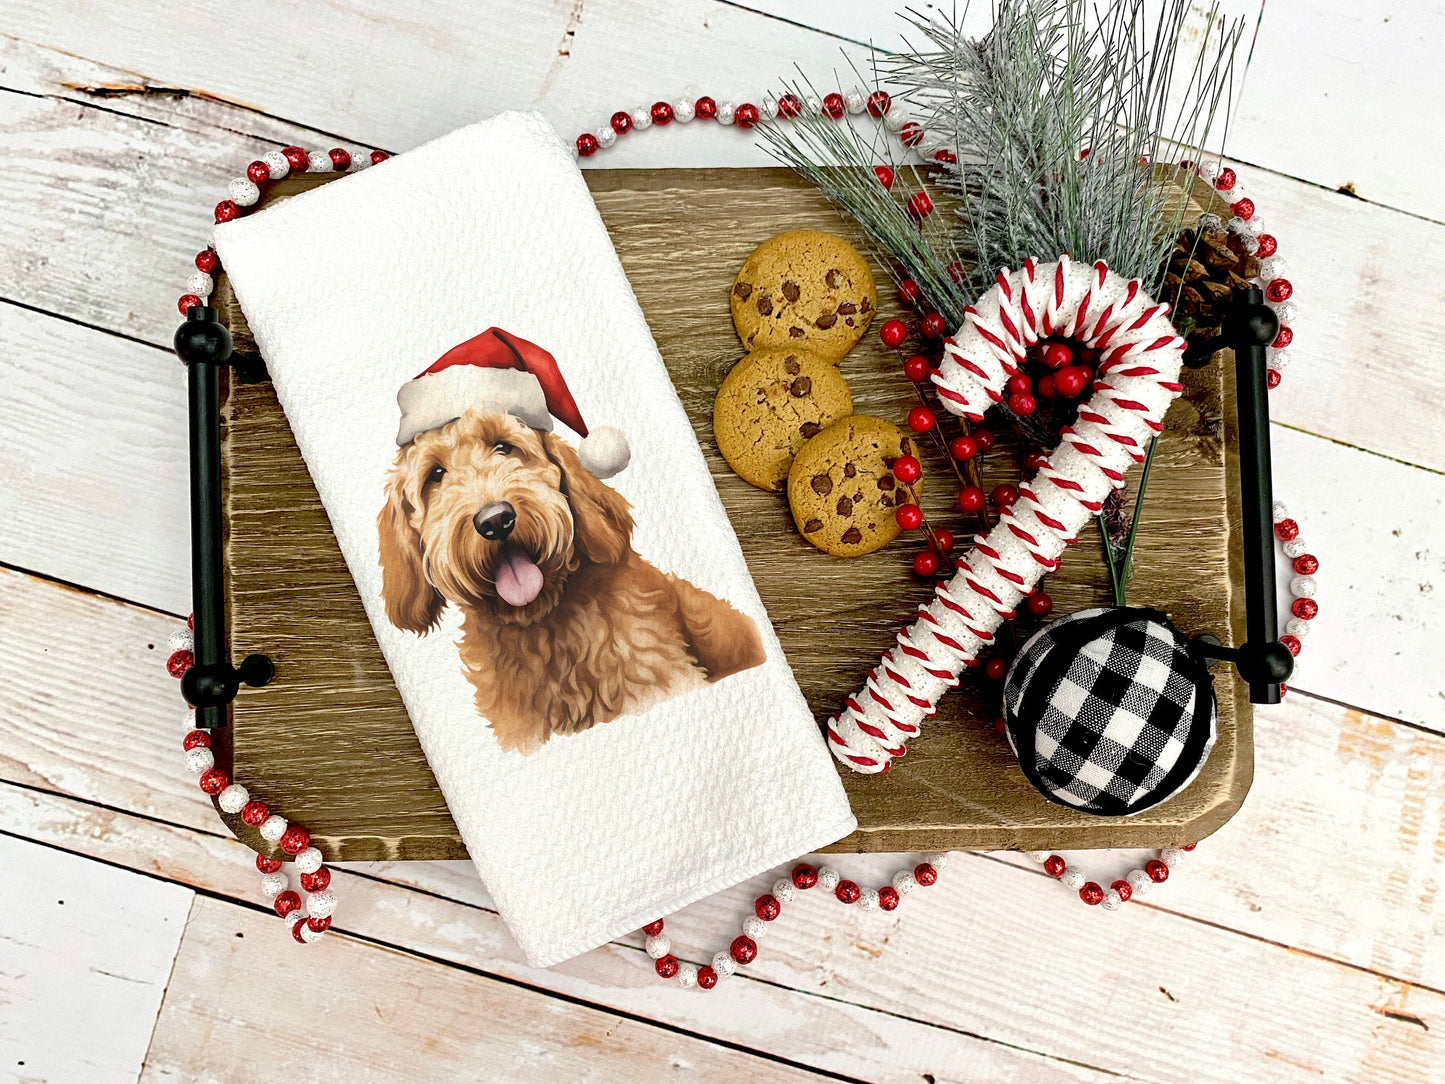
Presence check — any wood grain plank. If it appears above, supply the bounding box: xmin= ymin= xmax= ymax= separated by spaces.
xmin=0 ymin=834 xmax=192 ymax=1084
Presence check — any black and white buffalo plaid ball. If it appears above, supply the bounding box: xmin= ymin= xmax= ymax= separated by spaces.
xmin=1002 ymin=607 xmax=1217 ymax=817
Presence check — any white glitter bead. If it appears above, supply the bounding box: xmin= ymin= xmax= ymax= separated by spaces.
xmin=1197 ymin=212 xmax=1223 ymax=232
xmin=885 ymin=108 xmax=909 ymax=132
xmin=259 ymin=814 xmax=288 ymax=842
xmin=892 ymin=870 xmax=917 ymax=895
xmin=168 ymin=629 xmax=194 ymax=652
xmin=596 ymin=126 xmax=616 ymax=149
xmin=261 ymin=150 xmax=290 ymax=178
xmin=1259 ymin=255 xmax=1289 ymax=280
xmin=305 ymin=150 xmax=332 ymax=172
xmin=218 ymin=783 xmax=249 ymax=814
xmin=184 ymin=746 xmax=214 ymax=773
xmin=1060 ymin=867 xmax=1085 ymax=890
xmin=1228 ymin=218 xmax=1262 ymax=245
xmin=803 ymin=95 xmax=821 ymax=115
xmin=1282 ymin=539 xmax=1308 ymax=559
xmin=1286 ymin=617 xmax=1311 ymax=638
xmin=1272 ymin=501 xmax=1290 ymax=522
xmin=1101 ymin=889 xmax=1123 ymax=911
xmin=186 ymin=271 xmax=213 ymax=298
xmin=1026 ymin=850 xmax=1050 ymax=863
xmin=645 ymin=934 xmax=671 ymax=958
xmin=306 ymin=888 xmax=337 ymax=919
xmin=295 ymin=846 xmax=324 ymax=874
xmin=1267 ymin=348 xmax=1292 ymax=371
xmin=917 ymin=134 xmax=944 ymax=154
xmin=771 ymin=878 xmax=795 ymax=903
xmin=926 ymin=852 xmax=950 ymax=871
xmin=761 ymin=95 xmax=780 ymax=120
xmin=845 ymin=88 xmax=867 ymax=114
xmin=227 ymin=177 xmax=260 ymax=207
xmin=1291 ymin=575 xmax=1317 ymax=598
xmin=1270 ymin=300 xmax=1298 ymax=323
xmin=742 ymin=915 xmax=766 ymax=940
xmin=716 ymin=102 xmax=736 ymax=125
xmin=676 ymin=962 xmax=698 ymax=988
xmin=298 ymin=919 xmax=324 ymax=943
xmin=180 ymin=711 xmax=195 ymax=730
xmin=672 ymin=97 xmax=694 ymax=122
xmin=858 ymin=889 xmax=879 ymax=911
xmin=259 ymin=872 xmax=288 ymax=898
xmin=630 ymin=107 xmax=652 ymax=131
xmin=1198 ymin=160 xmax=1220 ymax=182
xmin=349 ymin=151 xmax=371 ymax=171
xmin=712 ymin=951 xmax=736 ymax=977
xmin=1161 ymin=847 xmax=1186 ymax=865
xmin=817 ymin=866 xmax=840 ymax=891
xmin=1126 ymin=869 xmax=1154 ymax=895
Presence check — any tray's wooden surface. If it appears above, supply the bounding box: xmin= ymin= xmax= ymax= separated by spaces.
xmin=211 ymin=167 xmax=1251 ymax=862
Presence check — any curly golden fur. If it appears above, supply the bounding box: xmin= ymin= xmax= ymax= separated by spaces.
xmin=378 ymin=406 xmax=766 ymax=754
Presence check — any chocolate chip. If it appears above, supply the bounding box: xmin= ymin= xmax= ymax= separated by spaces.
xmin=789 ymin=327 xmax=805 ymax=338
xmin=878 ymin=475 xmax=895 ymax=490
xmin=879 ymin=494 xmax=893 ymax=507
xmin=782 ymin=281 xmax=801 ymax=302
xmin=734 ymin=282 xmax=752 ymax=299
xmin=845 ymin=317 xmax=855 ymax=327
xmin=811 ymin=474 xmax=833 ymax=496
xmin=836 ymin=496 xmax=853 ymax=515
xmin=900 ymin=437 xmax=914 ymax=454
xmin=755 ymin=389 xmax=767 ymax=404
xmin=784 ymin=356 xmax=801 ymax=374
xmin=843 ymin=463 xmax=857 ymax=478
xmin=790 ymin=376 xmax=812 ymax=397
xmin=859 ymin=297 xmax=871 ymax=313
xmin=853 ymin=490 xmax=862 ymax=501
xmin=757 ymin=295 xmax=773 ymax=316
xmin=804 ymin=518 xmax=823 ymax=533
xmin=841 ymin=527 xmax=863 ymax=544
xmin=815 ymin=312 xmax=838 ymax=329
xmin=825 ymin=269 xmax=843 ymax=288
xmin=837 ymin=302 xmax=857 ymax=315
xmin=800 ymin=422 xmax=821 ymax=437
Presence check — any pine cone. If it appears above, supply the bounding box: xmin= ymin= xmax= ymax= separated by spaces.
xmin=1161 ymin=224 xmax=1260 ymax=343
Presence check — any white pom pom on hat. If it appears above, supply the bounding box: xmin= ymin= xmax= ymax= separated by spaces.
xmin=394 ymin=326 xmax=630 ymax=479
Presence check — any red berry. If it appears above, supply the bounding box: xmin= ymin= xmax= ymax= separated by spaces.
xmin=792 ymin=864 xmax=818 ymax=889
xmin=650 ymin=101 xmax=674 ymax=125
xmin=973 ymin=429 xmax=995 ymax=452
xmin=696 ymin=965 xmax=718 ymax=989
xmin=198 ymin=768 xmax=228 ymax=795
xmin=1026 ymin=592 xmax=1053 ymax=617
xmin=914 ymin=550 xmax=941 ymax=577
xmin=214 ymin=200 xmax=239 ymax=223
xmin=906 ymin=406 xmax=936 ymax=433
xmin=930 ymin=529 xmax=955 ymax=552
xmin=642 ymin=919 xmax=664 ymax=937
xmin=1267 ymin=370 xmax=1282 ymax=390
xmin=195 ymin=249 xmax=220 ymax=275
xmin=994 ymin=717 xmax=1007 ymax=736
xmin=1272 ymin=326 xmax=1293 ymax=349
xmin=256 ymin=854 xmax=282 ymax=874
xmin=950 ymin=436 xmax=978 ymax=461
xmin=899 ymin=122 xmax=924 ymax=147
xmin=914 ymin=863 xmax=938 ymax=886
xmin=893 ymin=454 xmax=923 ymax=483
xmin=874 ymin=165 xmax=895 ymax=189
xmin=281 ymin=146 xmax=308 ymax=171
xmin=328 ymin=147 xmax=352 ymax=171
xmin=369 ymin=150 xmax=390 ymax=164
xmin=957 ymin=486 xmax=985 ymax=513
xmin=1025 ymin=453 xmax=1049 ymax=471
xmin=867 ymin=90 xmax=891 ymax=116
xmin=734 ymin=103 xmax=761 ymax=128
xmin=1292 ymin=597 xmax=1318 ymax=620
xmin=730 ymin=935 xmax=758 ymax=964
xmin=879 ymin=319 xmax=908 ymax=348
xmin=1280 ymin=634 xmax=1302 ymax=657
xmin=1274 ymin=518 xmax=1299 ymax=541
xmin=1006 ymin=372 xmax=1032 ymax=396
xmin=300 ymin=867 xmax=331 ymax=893
xmin=835 ymin=879 xmax=861 ymax=904
xmin=877 ymin=886 xmax=900 ymax=911
xmin=273 ymin=890 xmax=301 ymax=918
xmin=246 ymin=160 xmax=270 ymax=184
xmin=907 ymin=192 xmax=934 ymax=220
xmin=1112 ymin=879 xmax=1132 ymax=902
xmin=1255 ymin=234 xmax=1278 ymax=258
xmin=946 ymin=262 xmax=965 ymax=283
xmin=934 ymin=149 xmax=958 ymax=164
xmin=1215 ymin=167 xmax=1237 ymax=190
xmin=655 ymin=954 xmax=679 ymax=978
xmin=991 ymin=484 xmax=1019 ymax=508
xmin=279 ymin=825 xmax=310 ymax=856
xmin=1044 ymin=855 xmax=1067 ymax=877
xmin=1146 ymin=860 xmax=1170 ymax=883
xmin=818 ymin=93 xmax=841 ymax=119
xmin=167 ymin=649 xmax=194 ymax=678
xmin=184 ymin=730 xmax=210 ymax=751
xmin=1053 ymin=366 xmax=1086 ymax=398
xmin=1042 ymin=342 xmax=1073 ymax=370
xmin=898 ymin=278 xmax=920 ymax=305
xmin=903 ymin=354 xmax=931 ymax=382
xmin=895 ymin=504 xmax=923 ymax=530
xmin=1266 ymin=278 xmax=1293 ymax=303
xmin=1080 ymin=882 xmax=1105 ymax=906
xmin=1231 ymin=197 xmax=1255 ymax=220
xmin=1008 ymin=392 xmax=1037 ymax=416
xmin=240 ymin=800 xmax=270 ymax=827
xmin=921 ymin=312 xmax=947 ymax=339
xmin=695 ymin=97 xmax=717 ymax=120
xmin=1293 ymin=554 xmax=1319 ymax=575
xmin=611 ymin=111 xmax=633 ymax=134
xmin=755 ymin=894 xmax=782 ymax=921
xmin=178 ymin=294 xmax=202 ymax=315
xmin=984 ymin=656 xmax=1007 ymax=681
xmin=575 ymin=133 xmax=599 ymax=157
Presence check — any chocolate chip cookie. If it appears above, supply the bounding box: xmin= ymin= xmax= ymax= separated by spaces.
xmin=787 ymin=415 xmax=920 ymax=557
xmin=713 ymin=349 xmax=853 ymax=491
xmin=731 ymin=230 xmax=877 ymax=359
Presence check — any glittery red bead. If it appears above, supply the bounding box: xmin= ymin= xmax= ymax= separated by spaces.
xmin=934 ymin=149 xmax=957 ymax=164
xmin=906 ymin=406 xmax=936 ymax=434
xmin=895 ymin=504 xmax=923 ymax=530
xmin=1231 ymin=197 xmax=1255 ymax=220
xmin=1044 ymin=855 xmax=1066 ymax=877
xmin=279 ymin=825 xmax=311 ymax=856
xmin=873 ymin=165 xmax=895 ymax=189
xmin=282 ymin=146 xmax=308 ymax=171
xmin=974 ymin=429 xmax=995 ymax=452
xmin=730 ymin=935 xmax=758 ymax=964
xmin=949 ymin=436 xmax=978 ymax=461
xmin=792 ymin=864 xmax=818 ymax=889
xmin=913 ymin=550 xmax=941 ymax=577
xmin=178 ymin=294 xmax=201 ymax=314
xmin=907 ymin=192 xmax=934 ymax=220
xmin=300 ymin=867 xmax=331 ymax=893
xmin=695 ymin=96 xmax=717 ymax=119
xmin=867 ymin=90 xmax=891 ymax=117
xmin=1293 ymin=554 xmax=1319 ymax=575
xmin=930 ymin=529 xmax=955 ymax=553
xmin=898 ymin=278 xmax=920 ymax=305
xmin=1279 ymin=682 xmax=1288 ymax=697
xmin=199 ymin=768 xmax=228 ymax=795
xmin=184 ymin=730 xmax=210 ymax=751
xmin=240 ymin=800 xmax=270 ymax=827
xmin=957 ymin=486 xmax=985 ymax=513
xmin=651 ymin=101 xmax=674 ymax=125
xmin=879 ymin=319 xmax=907 ymax=347
xmin=167 ymin=649 xmax=194 ymax=678
xmin=1255 ymin=234 xmax=1278 ymax=258
xmin=246 ymin=160 xmax=270 ymax=184
xmin=877 ymin=886 xmax=900 ymax=911
xmin=1274 ymin=518 xmax=1299 ymax=541
xmin=370 ymin=150 xmax=390 ymax=164
xmin=755 ymin=894 xmax=781 ymax=921
xmin=1080 ymin=881 xmax=1105 ymax=905
xmin=734 ymin=103 xmax=760 ymax=128
xmin=1272 ymin=326 xmax=1293 ymax=349
xmin=893 ymin=454 xmax=923 ymax=483
xmin=1183 ymin=843 xmax=1197 ymax=852
xmin=835 ymin=879 xmax=861 ymax=904
xmin=214 ymin=200 xmax=239 ymax=223
xmin=1111 ymin=879 xmax=1132 ymax=901
xmin=983 ymin=657 xmax=1007 ymax=681
xmin=654 ymin=954 xmax=679 ymax=978
xmin=610 ymin=111 xmax=633 ymax=135
xmin=903 ymin=354 xmax=931 ymax=382
xmin=1215 ymin=167 xmax=1237 ymax=190
xmin=991 ymin=484 xmax=1019 ymax=508
xmin=787 ymin=93 xmax=811 ymax=118
xmin=575 ymin=133 xmax=599 ymax=157
xmin=195 ymin=249 xmax=220 ymax=275
xmin=696 ymin=965 xmax=718 ymax=989
xmin=914 ymin=863 xmax=938 ymax=886
xmin=1267 ymin=369 xmax=1282 ymax=389
xmin=329 ymin=148 xmax=352 ymax=171
xmin=1146 ymin=859 xmax=1169 ymax=883
xmin=1027 ymin=592 xmax=1054 ymax=617
xmin=642 ymin=919 xmax=664 ymax=937
xmin=273 ymin=890 xmax=301 ymax=918
xmin=1266 ymin=278 xmax=1293 ymax=303
xmin=307 ymin=916 xmax=331 ymax=933
xmin=1292 ymin=597 xmax=1318 ymax=620
xmin=1280 ymin=634 xmax=1301 ymax=657
xmin=921 ymin=312 xmax=947 ymax=339
xmin=899 ymin=122 xmax=924 ymax=147
xmin=256 ymin=854 xmax=283 ymax=874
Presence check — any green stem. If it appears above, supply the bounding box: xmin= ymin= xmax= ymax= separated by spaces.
xmin=1119 ymin=436 xmax=1159 ymax=587
xmin=1097 ymin=514 xmax=1125 ymax=608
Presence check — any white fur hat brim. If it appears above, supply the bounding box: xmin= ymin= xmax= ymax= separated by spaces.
xmin=396 ymin=367 xmax=552 ymax=446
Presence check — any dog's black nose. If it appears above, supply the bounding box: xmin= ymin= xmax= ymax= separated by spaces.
xmin=473 ymin=501 xmax=516 ymax=541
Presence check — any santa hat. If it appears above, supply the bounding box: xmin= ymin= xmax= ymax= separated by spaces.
xmin=395 ymin=327 xmax=630 ymax=479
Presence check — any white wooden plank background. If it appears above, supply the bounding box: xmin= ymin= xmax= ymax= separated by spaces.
xmin=0 ymin=1 xmax=1441 ymax=1081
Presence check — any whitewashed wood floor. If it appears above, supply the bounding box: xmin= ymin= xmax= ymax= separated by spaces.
xmin=1 ymin=2 xmax=1441 ymax=1081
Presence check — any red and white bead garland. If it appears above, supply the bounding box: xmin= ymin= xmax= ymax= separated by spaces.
xmin=1025 ymin=845 xmax=1195 ymax=910
xmin=167 ymin=620 xmax=337 ymax=945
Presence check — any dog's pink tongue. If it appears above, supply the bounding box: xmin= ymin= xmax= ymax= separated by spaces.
xmin=495 ymin=543 xmax=543 ymax=607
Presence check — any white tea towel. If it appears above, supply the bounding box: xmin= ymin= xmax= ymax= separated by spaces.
xmin=214 ymin=112 xmax=856 ymax=967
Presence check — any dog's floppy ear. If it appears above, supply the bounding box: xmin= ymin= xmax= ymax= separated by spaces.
xmin=377 ymin=453 xmax=445 ymax=634
xmin=544 ymin=432 xmax=633 ymax=565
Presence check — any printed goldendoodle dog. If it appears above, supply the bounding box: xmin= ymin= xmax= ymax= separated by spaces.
xmin=377 ymin=328 xmax=765 ymax=754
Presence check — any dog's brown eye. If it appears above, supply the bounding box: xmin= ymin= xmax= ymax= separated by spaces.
xmin=493 ymin=441 xmax=513 ymax=456
xmin=426 ymin=465 xmax=446 ymax=484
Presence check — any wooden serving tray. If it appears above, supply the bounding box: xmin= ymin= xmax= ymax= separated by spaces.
xmin=208 ymin=167 xmax=1251 ymax=862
